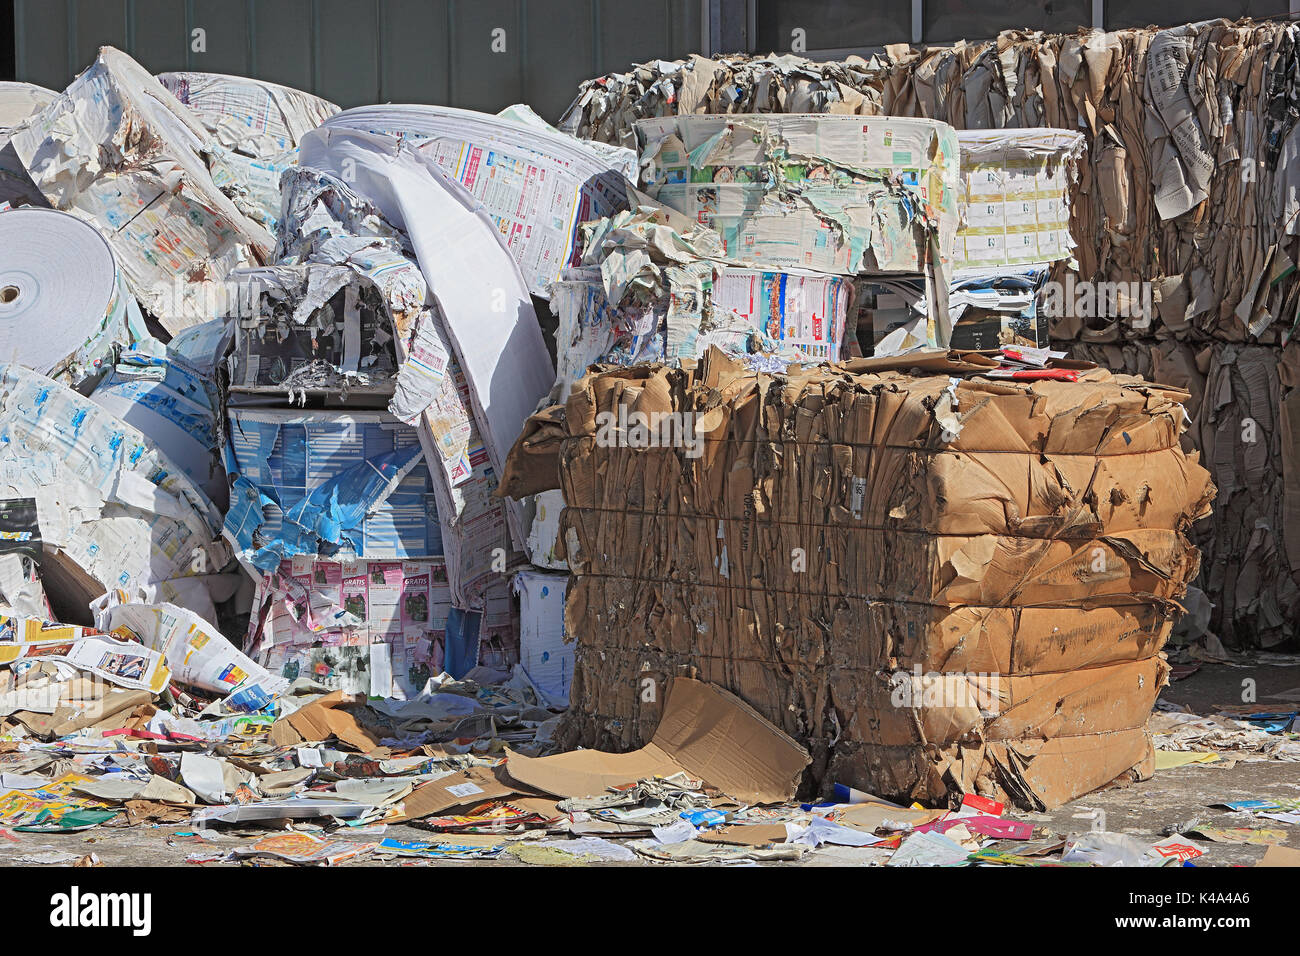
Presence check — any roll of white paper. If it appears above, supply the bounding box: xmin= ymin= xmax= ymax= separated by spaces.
xmin=0 ymin=207 xmax=140 ymax=387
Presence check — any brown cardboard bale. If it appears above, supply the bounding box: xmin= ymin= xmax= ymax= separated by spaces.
xmin=522 ymin=351 xmax=1211 ymax=809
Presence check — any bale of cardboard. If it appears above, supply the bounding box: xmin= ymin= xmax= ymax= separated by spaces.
xmin=503 ymin=346 xmax=1214 ymax=809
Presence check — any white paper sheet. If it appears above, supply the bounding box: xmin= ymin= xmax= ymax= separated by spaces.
xmin=297 ymin=127 xmax=554 ymax=550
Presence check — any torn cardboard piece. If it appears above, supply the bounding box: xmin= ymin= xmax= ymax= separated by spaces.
xmin=505 ymin=677 xmax=811 ymax=804
xmin=269 ymin=691 xmax=384 ymax=753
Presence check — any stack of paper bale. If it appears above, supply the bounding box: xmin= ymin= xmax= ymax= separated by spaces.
xmin=219 ymin=259 xmax=489 ymax=696
xmin=569 ymin=117 xmax=1084 ymax=365
xmin=543 ymin=112 xmax=966 ymax=415
xmin=303 ymin=104 xmax=644 ymax=699
xmin=223 ymin=104 xmax=637 ymax=696
xmin=560 ymin=20 xmax=1300 ymax=648
xmin=508 ymin=347 xmax=1214 ymax=808
xmin=636 ymin=112 xmax=958 ymax=350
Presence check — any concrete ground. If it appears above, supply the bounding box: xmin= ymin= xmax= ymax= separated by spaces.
xmin=1 ymin=662 xmax=1296 ymax=867
xmin=1026 ymin=659 xmax=1300 ymax=867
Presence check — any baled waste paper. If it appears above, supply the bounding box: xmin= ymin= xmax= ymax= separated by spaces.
xmin=247 ymin=556 xmax=454 ymax=698
xmin=559 ymin=22 xmax=1300 ymax=646
xmin=217 ymin=99 xmax=608 ymax=690
xmin=637 ymin=113 xmax=958 ymax=278
xmin=8 ymin=47 xmax=273 ymax=333
xmin=157 ymin=71 xmax=340 ymax=232
xmin=0 ymin=364 xmax=235 ymax=626
xmin=270 ymin=168 xmax=499 ymax=607
xmin=226 ymin=265 xmax=403 ymax=398
xmin=946 ymin=266 xmax=1053 ymax=352
xmin=157 ymin=71 xmax=339 ymax=150
xmin=555 ymin=121 xmax=1078 ymax=378
xmin=87 ymin=347 xmax=228 ymax=509
xmin=847 ymin=267 xmax=1058 ymax=357
xmin=550 ymin=198 xmax=856 ymax=385
xmin=565 ymin=30 xmax=1299 ymax=339
xmin=636 ymin=112 xmax=957 ymax=347
xmin=223 ymin=407 xmax=442 ymax=571
xmin=503 ymin=346 xmax=1215 ymax=809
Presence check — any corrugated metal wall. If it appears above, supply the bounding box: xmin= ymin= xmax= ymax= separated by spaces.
xmin=12 ymin=0 xmax=704 ymax=121
xmin=15 ymin=1 xmax=1299 ymax=117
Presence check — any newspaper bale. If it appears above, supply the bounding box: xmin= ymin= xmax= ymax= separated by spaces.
xmin=0 ymin=364 xmax=235 ymax=628
xmin=636 ymin=113 xmax=960 ymax=279
xmin=245 ymin=556 xmax=454 ymax=698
